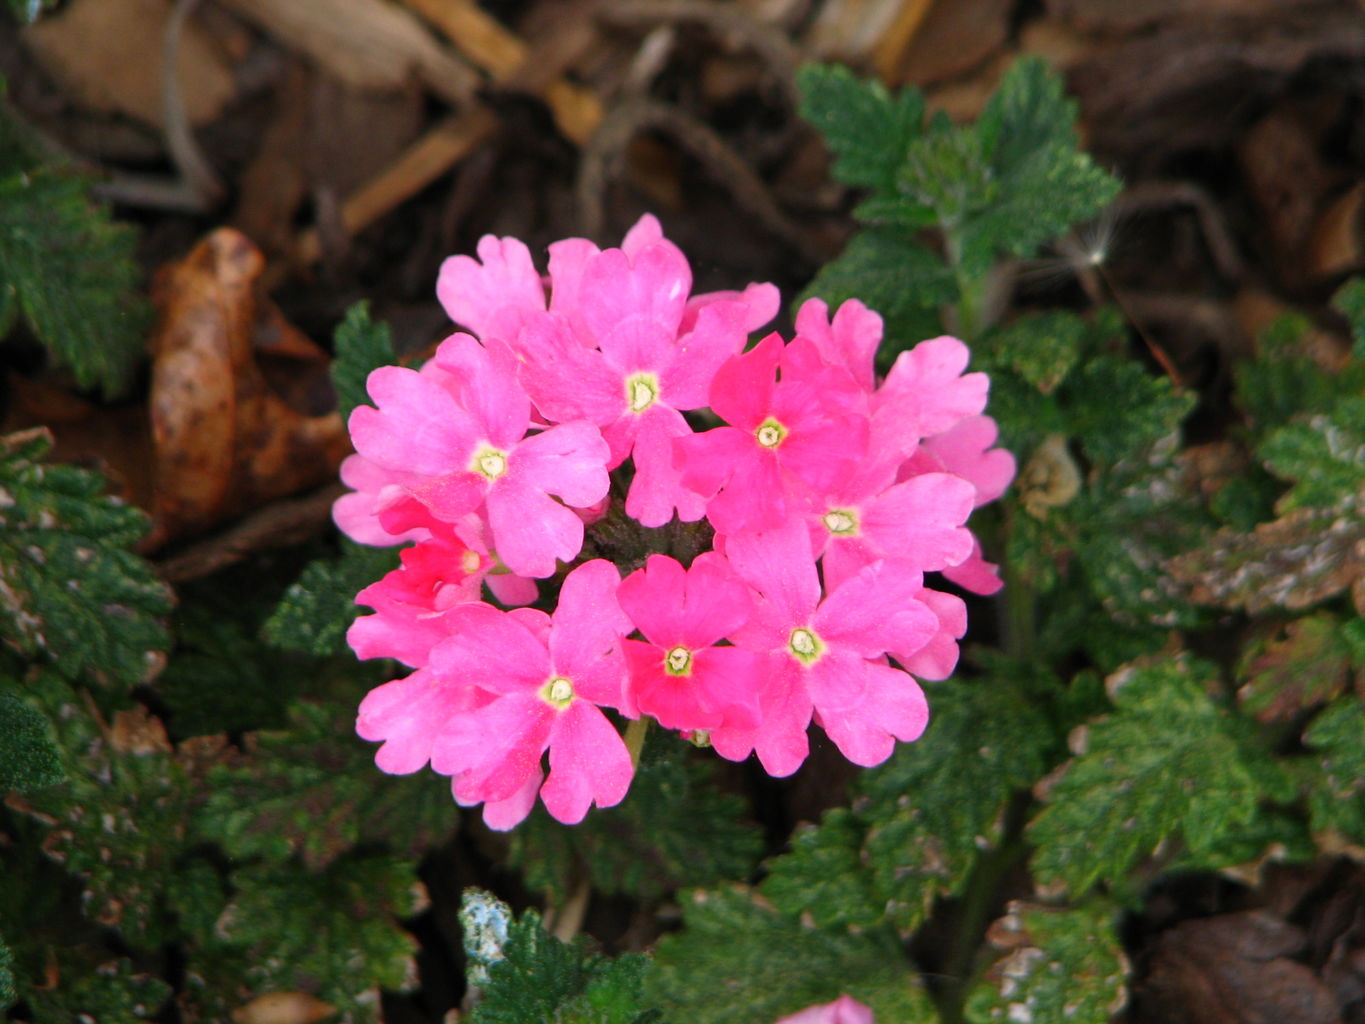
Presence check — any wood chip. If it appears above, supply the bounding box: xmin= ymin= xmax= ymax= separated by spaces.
xmin=883 ymin=0 xmax=1013 ymax=86
xmin=214 ymin=0 xmax=478 ymax=105
xmin=22 ymin=0 xmax=235 ymax=128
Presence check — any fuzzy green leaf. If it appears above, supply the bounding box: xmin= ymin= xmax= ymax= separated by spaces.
xmin=0 ymin=686 xmax=63 ymax=790
xmin=764 ymin=671 xmax=1055 ymax=935
xmin=1029 ymin=657 xmax=1262 ymax=896
xmin=965 ymin=900 xmax=1129 ymax=1024
xmin=796 ymin=64 xmax=925 ymax=194
xmin=0 ymin=428 xmax=171 ymax=689
xmin=213 ymin=853 xmax=423 ymax=1022
xmin=0 ymin=169 xmax=148 ymax=396
xmin=471 ymin=903 xmax=655 ymax=1024
xmin=1334 ymin=277 xmax=1365 ymax=361
xmin=1062 ymin=358 xmax=1194 ymax=469
xmin=647 ymin=886 xmax=938 ymax=1024
xmin=799 ymin=229 xmax=954 ymax=353
xmin=198 ymin=700 xmax=454 ymax=870
xmin=1259 ymin=396 xmax=1365 ymax=511
xmin=1303 ymin=698 xmax=1365 ymax=845
xmin=331 ymin=300 xmax=398 ymax=421
xmin=263 ymin=540 xmax=399 ymax=657
xmin=508 ymin=733 xmax=762 ymax=902
xmin=22 ymin=955 xmax=170 ymax=1024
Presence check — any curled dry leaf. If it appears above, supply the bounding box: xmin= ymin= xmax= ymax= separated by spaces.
xmin=147 ymin=228 xmax=349 ymax=547
xmin=230 ymin=991 xmax=337 ymax=1024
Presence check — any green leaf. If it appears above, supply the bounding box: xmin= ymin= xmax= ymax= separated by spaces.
xmin=766 ymin=674 xmax=1054 ymax=936
xmin=1062 ymin=357 xmax=1194 ymax=469
xmin=1303 ymin=698 xmax=1365 ymax=845
xmin=981 ymin=311 xmax=1084 ymax=396
xmin=213 ymin=852 xmax=423 ymax=1022
xmin=1029 ymin=657 xmax=1263 ymax=896
xmin=263 ymin=539 xmax=399 ymax=657
xmin=0 ymin=686 xmax=63 ymax=790
xmin=1236 ymin=613 xmax=1351 ymax=722
xmin=0 ymin=930 xmax=14 ymax=1009
xmin=1259 ymin=396 xmax=1365 ymax=511
xmin=965 ymin=900 xmax=1129 ymax=1024
xmin=0 ymin=169 xmax=149 ymax=397
xmin=198 ymin=700 xmax=454 ymax=870
xmin=509 ymin=732 xmax=762 ymax=902
xmin=1333 ymin=277 xmax=1365 ymax=361
xmin=470 ymin=901 xmax=655 ymax=1024
xmin=796 ymin=64 xmax=926 ymax=194
xmin=0 ymin=428 xmax=171 ymax=689
xmin=1233 ymin=313 xmax=1347 ymax=435
xmin=22 ymin=955 xmax=170 ymax=1024
xmin=647 ymin=886 xmax=938 ymax=1024
xmin=798 ymin=229 xmax=954 ymax=354
xmin=331 ymin=300 xmax=398 ymax=421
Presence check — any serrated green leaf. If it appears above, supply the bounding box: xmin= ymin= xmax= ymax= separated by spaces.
xmin=1333 ymin=277 xmax=1365 ymax=361
xmin=23 ymin=955 xmax=170 ymax=1024
xmin=647 ymin=886 xmax=937 ymax=1024
xmin=1303 ymin=698 xmax=1365 ymax=845
xmin=965 ymin=900 xmax=1129 ymax=1024
xmin=796 ymin=64 xmax=926 ymax=194
xmin=0 ymin=686 xmax=63 ymax=790
xmin=0 ymin=169 xmax=148 ymax=396
xmin=198 ymin=700 xmax=453 ymax=869
xmin=761 ymin=808 xmax=884 ymax=931
xmin=1259 ymin=396 xmax=1365 ymax=511
xmin=798 ymin=229 xmax=954 ymax=355
xmin=0 ymin=428 xmax=171 ymax=689
xmin=331 ymin=300 xmax=398 ymax=421
xmin=767 ymin=675 xmax=1054 ymax=936
xmin=1062 ymin=358 xmax=1194 ymax=468
xmin=983 ymin=312 xmax=1084 ymax=395
xmin=1029 ymin=657 xmax=1262 ymax=896
xmin=263 ymin=539 xmax=399 ymax=657
xmin=471 ymin=903 xmax=654 ymax=1024
xmin=214 ymin=852 xmax=422 ymax=1022
xmin=1236 ymin=613 xmax=1350 ymax=722
xmin=508 ymin=732 xmax=762 ymax=902
xmin=1233 ymin=313 xmax=1348 ymax=435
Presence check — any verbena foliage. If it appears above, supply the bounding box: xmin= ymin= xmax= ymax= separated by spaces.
xmin=7 ymin=55 xmax=1365 ymax=1024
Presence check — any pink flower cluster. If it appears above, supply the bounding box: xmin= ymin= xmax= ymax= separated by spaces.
xmin=335 ymin=216 xmax=1014 ymax=829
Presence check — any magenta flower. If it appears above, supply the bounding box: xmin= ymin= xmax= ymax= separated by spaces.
xmin=712 ymin=519 xmax=936 ymax=773
xmin=775 ymin=995 xmax=875 ymax=1024
xmin=617 ymin=553 xmax=763 ymax=731
xmin=426 ymin=560 xmax=635 ymax=827
xmin=677 ymin=335 xmax=870 ymax=536
xmin=349 ymin=333 xmax=610 ymax=578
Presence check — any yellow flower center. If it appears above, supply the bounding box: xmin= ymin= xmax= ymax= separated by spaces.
xmin=472 ymin=446 xmax=509 ymax=480
xmin=822 ymin=509 xmax=859 ymax=535
xmin=541 ymin=676 xmax=575 ymax=708
xmin=788 ymin=627 xmax=824 ymax=666
xmin=755 ymin=417 xmax=787 ymax=448
xmin=625 ymin=372 xmax=660 ymax=413
xmin=665 ymin=646 xmax=693 ymax=676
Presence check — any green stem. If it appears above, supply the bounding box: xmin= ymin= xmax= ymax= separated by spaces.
xmin=623 ymin=717 xmax=651 ymax=769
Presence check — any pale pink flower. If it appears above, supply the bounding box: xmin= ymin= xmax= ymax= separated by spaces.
xmin=427 ymin=560 xmax=635 ymax=826
xmin=794 ymin=297 xmax=883 ymax=392
xmin=617 ymin=553 xmax=763 ymax=731
xmin=873 ymin=336 xmax=990 ymax=457
xmin=775 ymin=995 xmax=875 ymax=1024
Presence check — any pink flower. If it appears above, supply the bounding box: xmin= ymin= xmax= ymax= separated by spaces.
xmin=677 ymin=335 xmax=870 ymax=536
xmin=794 ymin=297 xmax=883 ymax=392
xmin=712 ymin=519 xmax=935 ymax=773
xmin=426 ymin=560 xmax=635 ymax=826
xmin=873 ymin=336 xmax=990 ymax=457
xmin=349 ymin=333 xmax=610 ymax=578
xmin=617 ymin=553 xmax=763 ymax=731
xmin=775 ymin=995 xmax=875 ymax=1024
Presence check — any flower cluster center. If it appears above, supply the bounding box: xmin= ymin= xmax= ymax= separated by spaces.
xmin=541 ymin=675 xmax=575 ymax=708
xmin=755 ymin=417 xmax=787 ymax=448
xmin=788 ymin=627 xmax=824 ymax=665
xmin=626 ymin=372 xmax=660 ymax=413
xmin=473 ymin=446 xmax=509 ymax=480
xmin=665 ymin=646 xmax=693 ymax=676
